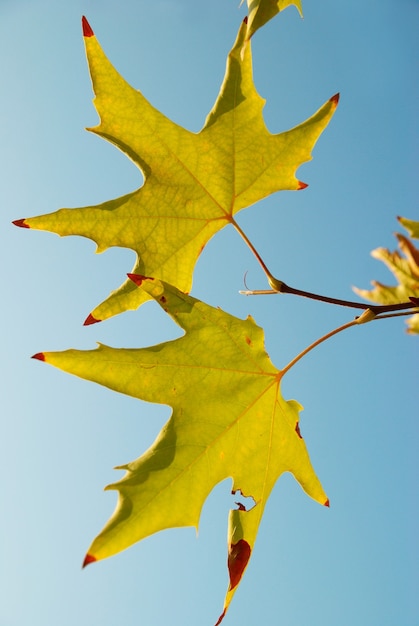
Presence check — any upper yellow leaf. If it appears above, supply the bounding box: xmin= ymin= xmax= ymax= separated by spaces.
xmin=18 ymin=17 xmax=337 ymax=323
xmin=353 ymin=218 xmax=419 ymax=334
xmin=37 ymin=276 xmax=327 ymax=624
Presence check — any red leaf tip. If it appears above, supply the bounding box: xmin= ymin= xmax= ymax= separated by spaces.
xmin=324 ymin=499 xmax=330 ymax=508
xmin=297 ymin=181 xmax=308 ymax=190
xmin=82 ymin=16 xmax=94 ymax=38
xmin=215 ymin=608 xmax=227 ymax=626
xmin=127 ymin=273 xmax=154 ymax=286
xmin=330 ymin=93 xmax=340 ymax=106
xmin=82 ymin=553 xmax=97 ymax=568
xmin=31 ymin=352 xmax=45 ymax=362
xmin=12 ymin=218 xmax=30 ymax=229
xmin=83 ymin=313 xmax=101 ymax=326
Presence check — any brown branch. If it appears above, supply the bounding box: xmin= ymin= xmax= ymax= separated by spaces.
xmin=241 ymin=279 xmax=418 ymax=316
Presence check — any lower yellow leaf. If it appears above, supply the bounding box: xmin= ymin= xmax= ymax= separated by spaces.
xmin=36 ymin=277 xmax=327 ymax=622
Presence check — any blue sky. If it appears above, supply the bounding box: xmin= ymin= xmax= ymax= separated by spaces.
xmin=1 ymin=1 xmax=418 ymax=625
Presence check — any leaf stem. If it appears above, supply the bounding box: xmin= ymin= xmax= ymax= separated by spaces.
xmin=280 ymin=318 xmax=359 ymax=377
xmin=231 ymin=218 xmax=278 ymax=285
xmin=232 ymin=218 xmax=418 ymax=315
xmin=280 ymin=306 xmax=419 ymax=376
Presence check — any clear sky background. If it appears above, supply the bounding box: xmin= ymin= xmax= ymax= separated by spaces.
xmin=1 ymin=1 xmax=418 ymax=625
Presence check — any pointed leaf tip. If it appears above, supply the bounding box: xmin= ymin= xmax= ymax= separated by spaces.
xmin=82 ymin=553 xmax=97 ymax=568
xmin=12 ymin=218 xmax=30 ymax=229
xmin=330 ymin=93 xmax=340 ymax=106
xmin=83 ymin=313 xmax=101 ymax=326
xmin=324 ymin=499 xmax=330 ymax=507
xmin=298 ymin=181 xmax=308 ymax=190
xmin=31 ymin=352 xmax=45 ymax=362
xmin=82 ymin=16 xmax=94 ymax=37
xmin=127 ymin=273 xmax=154 ymax=286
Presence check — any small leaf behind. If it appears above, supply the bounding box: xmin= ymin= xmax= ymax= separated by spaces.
xmin=354 ymin=218 xmax=419 ymax=334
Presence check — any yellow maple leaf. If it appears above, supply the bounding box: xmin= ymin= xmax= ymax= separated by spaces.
xmin=15 ymin=16 xmax=338 ymax=324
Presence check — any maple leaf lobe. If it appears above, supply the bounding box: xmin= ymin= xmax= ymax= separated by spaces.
xmin=82 ymin=16 xmax=94 ymax=38
xmin=12 ymin=219 xmax=30 ymax=229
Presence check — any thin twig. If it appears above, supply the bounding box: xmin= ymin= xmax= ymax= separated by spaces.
xmin=366 ymin=308 xmax=419 ymax=321
xmin=241 ymin=280 xmax=417 ymax=315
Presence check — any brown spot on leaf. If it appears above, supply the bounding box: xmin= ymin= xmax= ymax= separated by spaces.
xmin=160 ymin=296 xmax=167 ymax=304
xmin=31 ymin=352 xmax=45 ymax=362
xmin=83 ymin=313 xmax=101 ymax=326
xmin=82 ymin=16 xmax=94 ymax=38
xmin=82 ymin=553 xmax=97 ymax=568
xmin=228 ymin=539 xmax=251 ymax=591
xmin=12 ymin=218 xmax=30 ymax=229
xmin=245 ymin=336 xmax=251 ymax=346
xmin=295 ymin=422 xmax=302 ymax=438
